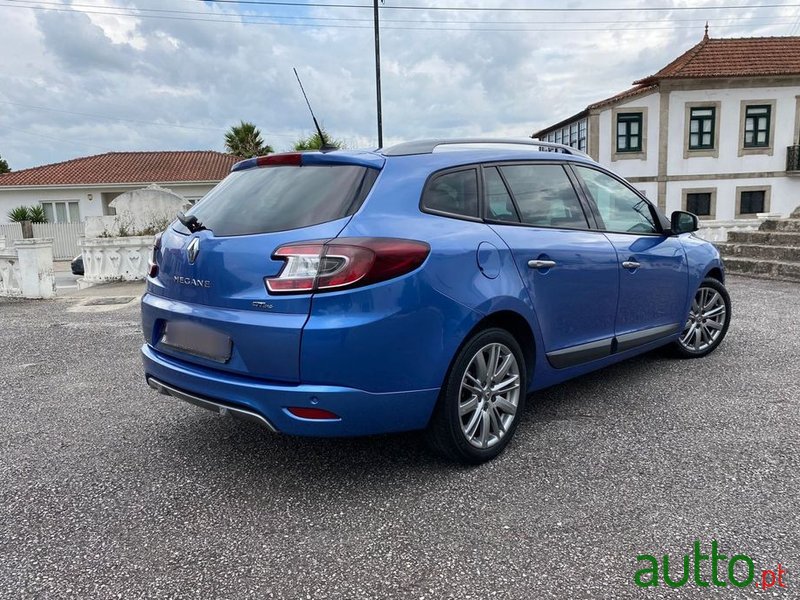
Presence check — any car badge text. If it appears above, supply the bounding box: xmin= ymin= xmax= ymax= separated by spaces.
xmin=173 ymin=276 xmax=212 ymax=288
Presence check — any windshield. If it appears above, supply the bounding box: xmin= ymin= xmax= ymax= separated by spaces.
xmin=185 ymin=165 xmax=375 ymax=237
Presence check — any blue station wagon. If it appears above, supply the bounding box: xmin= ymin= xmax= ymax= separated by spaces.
xmin=141 ymin=139 xmax=731 ymax=463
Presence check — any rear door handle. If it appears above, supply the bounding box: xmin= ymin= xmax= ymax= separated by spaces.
xmin=528 ymin=259 xmax=557 ymax=269
xmin=622 ymin=261 xmax=641 ymax=269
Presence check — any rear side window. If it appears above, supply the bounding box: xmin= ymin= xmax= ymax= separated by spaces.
xmin=422 ymin=169 xmax=479 ymax=218
xmin=499 ymin=164 xmax=588 ymax=229
xmin=485 ymin=167 xmax=519 ymax=223
xmin=186 ymin=165 xmax=375 ymax=237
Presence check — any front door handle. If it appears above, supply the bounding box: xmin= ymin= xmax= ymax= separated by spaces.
xmin=622 ymin=260 xmax=641 ymax=270
xmin=528 ymin=259 xmax=557 ymax=269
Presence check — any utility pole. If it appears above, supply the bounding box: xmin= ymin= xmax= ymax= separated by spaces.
xmin=373 ymin=0 xmax=383 ymax=148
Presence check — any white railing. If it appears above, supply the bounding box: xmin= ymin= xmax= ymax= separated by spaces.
xmin=0 ymin=222 xmax=83 ymax=259
xmin=0 ymin=249 xmax=22 ymax=296
xmin=32 ymin=222 xmax=84 ymax=259
xmin=0 ymin=239 xmax=55 ymax=298
xmin=695 ymin=219 xmax=765 ymax=243
xmin=78 ymin=236 xmax=153 ymax=284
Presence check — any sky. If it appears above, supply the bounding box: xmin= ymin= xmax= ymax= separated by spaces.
xmin=0 ymin=0 xmax=798 ymax=170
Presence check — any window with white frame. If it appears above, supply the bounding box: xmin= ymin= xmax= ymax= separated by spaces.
xmin=41 ymin=201 xmax=80 ymax=223
xmin=543 ymin=118 xmax=588 ymax=152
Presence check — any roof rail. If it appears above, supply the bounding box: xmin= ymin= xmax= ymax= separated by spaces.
xmin=381 ymin=138 xmax=592 ymax=159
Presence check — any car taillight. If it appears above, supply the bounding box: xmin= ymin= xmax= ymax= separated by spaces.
xmin=265 ymin=237 xmax=430 ymax=294
xmin=147 ymin=232 xmax=162 ymax=278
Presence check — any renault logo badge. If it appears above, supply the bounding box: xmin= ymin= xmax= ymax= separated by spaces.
xmin=187 ymin=237 xmax=200 ymax=264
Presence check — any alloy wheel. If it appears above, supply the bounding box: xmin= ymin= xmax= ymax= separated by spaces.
xmin=458 ymin=343 xmax=521 ymax=449
xmin=678 ymin=286 xmax=727 ymax=353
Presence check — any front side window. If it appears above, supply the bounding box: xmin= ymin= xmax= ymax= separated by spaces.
xmin=689 ymin=107 xmax=716 ymax=150
xmin=740 ymin=190 xmax=765 ymax=214
xmin=574 ymin=166 xmax=659 ymax=234
xmin=686 ymin=192 xmax=711 ymax=216
xmin=422 ymin=169 xmax=479 ymax=219
xmin=616 ymin=113 xmax=643 ymax=152
xmin=499 ymin=164 xmax=588 ymax=229
xmin=744 ymin=105 xmax=771 ymax=148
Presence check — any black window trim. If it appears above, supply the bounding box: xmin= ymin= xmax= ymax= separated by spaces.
xmin=419 ymin=165 xmax=484 ymax=223
xmin=478 ymin=160 xmax=596 ymax=233
xmin=566 ymin=163 xmax=668 ymax=236
xmin=689 ymin=106 xmax=716 ymax=151
xmin=616 ymin=112 xmax=643 ymax=153
xmin=743 ymin=104 xmax=772 ymax=149
xmin=686 ymin=191 xmax=712 ymax=217
xmin=739 ymin=189 xmax=766 ymax=215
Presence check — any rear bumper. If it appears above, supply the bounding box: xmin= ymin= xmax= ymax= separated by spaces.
xmin=141 ymin=344 xmax=440 ymax=437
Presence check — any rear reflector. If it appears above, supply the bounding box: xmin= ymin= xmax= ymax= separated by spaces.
xmin=286 ymin=407 xmax=340 ymax=420
xmin=147 ymin=232 xmax=162 ymax=278
xmin=265 ymin=238 xmax=430 ymax=294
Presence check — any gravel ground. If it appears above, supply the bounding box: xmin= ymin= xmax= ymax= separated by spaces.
xmin=0 ymin=276 xmax=798 ymax=599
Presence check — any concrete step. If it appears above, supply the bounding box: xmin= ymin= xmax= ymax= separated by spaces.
xmin=722 ymin=257 xmax=800 ymax=282
xmin=759 ymin=219 xmax=800 ymax=232
xmin=717 ymin=243 xmax=800 ymax=262
xmin=727 ymin=231 xmax=800 ymax=245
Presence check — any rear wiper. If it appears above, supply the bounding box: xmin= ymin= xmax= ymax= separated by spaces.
xmin=177 ymin=211 xmax=206 ymax=233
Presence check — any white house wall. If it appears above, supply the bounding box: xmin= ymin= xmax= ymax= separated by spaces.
xmin=0 ymin=182 xmax=217 ymax=225
xmin=666 ymin=85 xmax=797 ymax=177
xmin=597 ymin=91 xmax=660 ymax=179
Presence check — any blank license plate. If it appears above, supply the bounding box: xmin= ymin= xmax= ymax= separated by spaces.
xmin=161 ymin=321 xmax=232 ymax=363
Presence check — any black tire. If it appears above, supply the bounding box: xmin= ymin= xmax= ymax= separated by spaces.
xmin=670 ymin=277 xmax=731 ymax=359
xmin=425 ymin=327 xmax=527 ymax=464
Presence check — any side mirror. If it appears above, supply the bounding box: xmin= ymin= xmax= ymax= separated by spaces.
xmin=670 ymin=210 xmax=699 ymax=235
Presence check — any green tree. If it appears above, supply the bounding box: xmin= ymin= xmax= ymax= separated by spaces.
xmin=28 ymin=205 xmax=47 ymax=223
xmin=293 ymin=130 xmax=344 ymax=151
xmin=8 ymin=206 xmax=30 ymax=222
xmin=224 ymin=121 xmax=273 ymax=158
xmin=0 ymin=154 xmax=10 ymax=174
xmin=7 ymin=205 xmax=47 ymax=223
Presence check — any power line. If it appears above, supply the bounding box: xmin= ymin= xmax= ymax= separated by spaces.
xmin=200 ymin=0 xmax=800 ymax=12
xmin=1 ymin=2 xmax=795 ymax=31
xmin=4 ymin=0 xmax=795 ymax=26
xmin=0 ymin=123 xmax=114 ymax=152
xmin=0 ymin=100 xmax=303 ymax=139
xmin=0 ymin=100 xmax=225 ymax=133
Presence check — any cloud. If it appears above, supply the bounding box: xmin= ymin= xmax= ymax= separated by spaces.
xmin=0 ymin=0 xmax=795 ymax=169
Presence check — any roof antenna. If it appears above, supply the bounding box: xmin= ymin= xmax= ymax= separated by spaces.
xmin=293 ymin=67 xmax=336 ymax=152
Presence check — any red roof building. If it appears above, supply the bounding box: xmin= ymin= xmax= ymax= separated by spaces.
xmin=0 ymin=150 xmax=237 ymax=225
xmin=531 ymin=34 xmax=800 ymax=223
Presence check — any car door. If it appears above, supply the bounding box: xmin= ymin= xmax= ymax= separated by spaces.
xmin=570 ymin=165 xmax=689 ymax=350
xmin=484 ymin=162 xmax=620 ymax=368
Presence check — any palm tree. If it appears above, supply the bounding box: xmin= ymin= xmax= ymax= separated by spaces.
xmin=224 ymin=121 xmax=272 ymax=158
xmin=293 ymin=129 xmax=344 ymax=151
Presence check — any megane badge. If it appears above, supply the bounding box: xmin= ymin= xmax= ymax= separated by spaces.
xmin=187 ymin=237 xmax=200 ymax=264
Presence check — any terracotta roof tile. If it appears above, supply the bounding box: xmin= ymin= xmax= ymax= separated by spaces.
xmin=0 ymin=150 xmax=238 ymax=187
xmin=634 ymin=35 xmax=800 ymax=84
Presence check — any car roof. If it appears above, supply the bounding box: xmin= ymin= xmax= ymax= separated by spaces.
xmin=231 ymin=139 xmax=598 ymax=174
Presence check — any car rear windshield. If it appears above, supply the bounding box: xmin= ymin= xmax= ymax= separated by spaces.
xmin=184 ymin=165 xmax=377 ymax=237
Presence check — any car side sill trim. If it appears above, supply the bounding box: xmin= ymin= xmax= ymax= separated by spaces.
xmin=546 ymin=338 xmax=612 ymax=369
xmin=146 ymin=376 xmax=278 ymax=432
xmin=545 ymin=323 xmax=681 ymax=369
xmin=616 ymin=323 xmax=681 ymax=353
